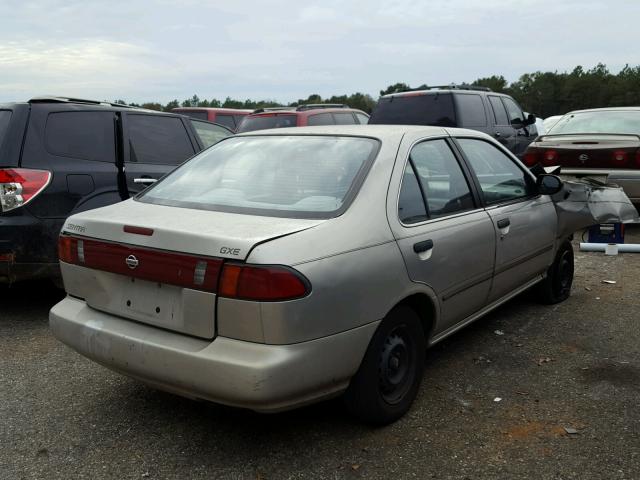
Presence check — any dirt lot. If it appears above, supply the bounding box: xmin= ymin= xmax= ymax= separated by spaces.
xmin=1 ymin=229 xmax=639 ymax=480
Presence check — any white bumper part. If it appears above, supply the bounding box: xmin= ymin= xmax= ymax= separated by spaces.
xmin=49 ymin=296 xmax=377 ymax=412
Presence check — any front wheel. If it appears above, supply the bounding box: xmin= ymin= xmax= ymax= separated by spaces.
xmin=344 ymin=306 xmax=426 ymax=425
xmin=536 ymin=240 xmax=574 ymax=304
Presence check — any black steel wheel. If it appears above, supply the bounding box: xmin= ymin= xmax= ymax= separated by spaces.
xmin=344 ymin=306 xmax=426 ymax=425
xmin=536 ymin=240 xmax=574 ymax=304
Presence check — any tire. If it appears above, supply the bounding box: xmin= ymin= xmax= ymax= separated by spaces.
xmin=344 ymin=305 xmax=426 ymax=425
xmin=536 ymin=240 xmax=574 ymax=304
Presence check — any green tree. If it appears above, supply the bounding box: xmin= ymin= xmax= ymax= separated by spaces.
xmin=379 ymin=83 xmax=411 ymax=96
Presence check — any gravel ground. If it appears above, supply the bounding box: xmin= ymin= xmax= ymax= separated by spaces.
xmin=1 ymin=228 xmax=639 ymax=480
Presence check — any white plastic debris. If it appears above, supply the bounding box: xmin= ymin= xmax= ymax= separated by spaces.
xmin=601 ymin=280 xmax=617 ymax=284
xmin=494 ymin=330 xmax=505 ymax=336
xmin=493 ymin=397 xmax=502 ymax=402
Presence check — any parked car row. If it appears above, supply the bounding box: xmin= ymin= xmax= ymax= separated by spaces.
xmin=3 ymin=87 xmax=638 ymax=425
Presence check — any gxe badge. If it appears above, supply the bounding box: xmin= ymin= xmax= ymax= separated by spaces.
xmin=125 ymin=254 xmax=139 ymax=269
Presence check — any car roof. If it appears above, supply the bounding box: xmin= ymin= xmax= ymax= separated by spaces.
xmin=172 ymin=107 xmax=253 ymax=114
xmin=564 ymin=107 xmax=640 ymax=115
xmin=381 ymin=89 xmax=505 ymax=99
xmin=234 ymin=124 xmax=486 ymax=140
xmin=247 ymin=107 xmax=366 ymax=117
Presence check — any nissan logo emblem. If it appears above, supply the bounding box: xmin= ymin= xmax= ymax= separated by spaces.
xmin=126 ymin=254 xmax=139 ymax=269
xmin=579 ymin=153 xmax=589 ymax=163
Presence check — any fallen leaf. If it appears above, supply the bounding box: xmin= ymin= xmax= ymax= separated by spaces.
xmin=537 ymin=357 xmax=552 ymax=366
xmin=494 ymin=330 xmax=505 ymax=336
xmin=351 ymin=464 xmax=361 ymax=471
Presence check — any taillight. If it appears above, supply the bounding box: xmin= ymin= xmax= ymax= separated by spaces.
xmin=58 ymin=236 xmax=78 ymax=264
xmin=523 ymin=150 xmax=539 ymax=167
xmin=57 ymin=234 xmax=311 ymax=301
xmin=541 ymin=149 xmax=558 ymax=166
xmin=611 ymin=150 xmax=629 ymax=166
xmin=635 ymin=150 xmax=640 ymax=168
xmin=0 ymin=168 xmax=51 ymax=212
xmin=219 ymin=264 xmax=309 ymax=301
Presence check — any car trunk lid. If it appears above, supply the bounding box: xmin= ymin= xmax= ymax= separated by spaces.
xmin=59 ymin=199 xmax=323 ymax=339
xmin=524 ymin=134 xmax=640 ymax=169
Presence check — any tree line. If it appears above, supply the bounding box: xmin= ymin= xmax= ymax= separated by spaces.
xmin=115 ymin=63 xmax=640 ymax=118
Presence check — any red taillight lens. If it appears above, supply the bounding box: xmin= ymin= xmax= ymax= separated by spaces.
xmin=58 ymin=236 xmax=78 ymax=264
xmin=219 ymin=264 xmax=309 ymax=301
xmin=611 ymin=150 xmax=629 ymax=166
xmin=523 ymin=150 xmax=539 ymax=167
xmin=0 ymin=168 xmax=51 ymax=212
xmin=541 ymin=149 xmax=558 ymax=166
xmin=635 ymin=150 xmax=640 ymax=168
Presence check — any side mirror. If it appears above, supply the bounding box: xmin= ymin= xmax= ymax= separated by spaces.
xmin=525 ymin=113 xmax=536 ymax=126
xmin=537 ymin=174 xmax=563 ymax=195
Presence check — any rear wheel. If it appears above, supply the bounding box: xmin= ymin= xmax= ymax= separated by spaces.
xmin=344 ymin=306 xmax=426 ymax=425
xmin=536 ymin=240 xmax=574 ymax=304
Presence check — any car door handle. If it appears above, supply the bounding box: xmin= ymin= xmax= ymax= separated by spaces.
xmin=413 ymin=239 xmax=434 ymax=253
xmin=497 ymin=218 xmax=510 ymax=229
xmin=494 ymin=132 xmax=501 ymax=137
xmin=133 ymin=178 xmax=158 ymax=184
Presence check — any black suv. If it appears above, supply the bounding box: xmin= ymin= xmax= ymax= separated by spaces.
xmin=368 ymin=85 xmax=537 ymax=158
xmin=0 ymin=97 xmax=226 ymax=284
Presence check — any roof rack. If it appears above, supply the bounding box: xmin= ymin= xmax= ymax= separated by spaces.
xmin=296 ymin=104 xmax=349 ymax=111
xmin=423 ymin=84 xmax=492 ymax=92
xmin=252 ymin=107 xmax=295 ymax=114
xmin=28 ymin=96 xmax=138 ymax=109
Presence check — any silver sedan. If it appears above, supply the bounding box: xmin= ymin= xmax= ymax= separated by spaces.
xmin=50 ymin=125 xmax=575 ymax=424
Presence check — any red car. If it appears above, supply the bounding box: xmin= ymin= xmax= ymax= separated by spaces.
xmin=172 ymin=107 xmax=252 ymax=132
xmin=236 ymin=104 xmax=369 ymax=133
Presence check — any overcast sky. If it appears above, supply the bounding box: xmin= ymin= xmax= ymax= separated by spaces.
xmin=1 ymin=0 xmax=639 ymax=104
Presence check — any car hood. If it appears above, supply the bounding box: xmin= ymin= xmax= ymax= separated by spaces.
xmin=61 ymin=199 xmax=324 ymax=261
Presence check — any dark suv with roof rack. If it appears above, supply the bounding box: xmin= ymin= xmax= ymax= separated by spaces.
xmin=236 ymin=104 xmax=369 ymax=133
xmin=0 ymin=96 xmax=230 ymax=284
xmin=368 ymin=85 xmax=537 ymax=158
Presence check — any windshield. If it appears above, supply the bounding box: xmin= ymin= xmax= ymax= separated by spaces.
xmin=236 ymin=114 xmax=297 ymax=132
xmin=138 ymin=135 xmax=380 ymax=218
xmin=548 ymin=111 xmax=640 ymax=135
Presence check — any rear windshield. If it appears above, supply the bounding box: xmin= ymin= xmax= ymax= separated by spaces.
xmin=236 ymin=114 xmax=297 ymax=133
xmin=190 ymin=119 xmax=232 ymax=148
xmin=138 ymin=135 xmax=380 ymax=218
xmin=368 ymin=93 xmax=455 ymax=126
xmin=0 ymin=110 xmax=12 ymax=148
xmin=548 ymin=111 xmax=640 ymax=135
xmin=176 ymin=110 xmax=208 ymax=120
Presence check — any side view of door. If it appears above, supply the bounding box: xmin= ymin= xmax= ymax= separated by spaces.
xmin=387 ymin=134 xmax=496 ymax=336
xmin=451 ymin=136 xmax=557 ymax=302
xmin=120 ymin=112 xmax=201 ymax=197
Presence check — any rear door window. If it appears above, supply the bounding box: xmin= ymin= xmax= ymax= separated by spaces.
xmin=368 ymin=93 xmax=455 ymax=126
xmin=502 ymin=97 xmax=525 ymax=124
xmin=488 ymin=96 xmax=509 ymax=125
xmin=215 ymin=114 xmax=236 ymax=130
xmin=307 ymin=113 xmax=333 ymax=126
xmin=355 ymin=113 xmax=369 ymax=124
xmin=455 ymin=94 xmax=487 ymax=127
xmin=127 ymin=114 xmax=195 ymax=165
xmin=457 ymin=138 xmax=534 ymax=204
xmin=45 ymin=111 xmax=115 ymax=162
xmin=190 ymin=120 xmax=232 ymax=148
xmin=409 ymin=139 xmax=474 ymax=217
xmin=398 ymin=162 xmax=428 ymax=224
xmin=333 ymin=112 xmax=357 ymax=125
xmin=0 ymin=110 xmax=12 ymax=149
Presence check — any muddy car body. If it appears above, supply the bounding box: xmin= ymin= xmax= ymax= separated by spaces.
xmin=51 ymin=125 xmax=586 ymax=423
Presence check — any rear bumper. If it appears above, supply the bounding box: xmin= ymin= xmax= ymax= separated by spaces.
xmin=560 ymin=169 xmax=640 ymax=203
xmin=0 ymin=210 xmax=62 ymax=283
xmin=49 ymin=296 xmax=378 ymax=412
